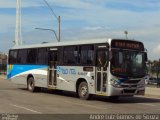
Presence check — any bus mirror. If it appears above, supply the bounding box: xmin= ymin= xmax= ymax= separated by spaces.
xmin=144 ymin=53 xmax=148 ymax=62
xmin=109 ymin=51 xmax=112 ymax=61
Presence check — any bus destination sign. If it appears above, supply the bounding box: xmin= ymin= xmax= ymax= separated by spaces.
xmin=111 ymin=40 xmax=144 ymax=51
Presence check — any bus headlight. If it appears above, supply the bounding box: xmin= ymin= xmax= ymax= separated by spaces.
xmin=111 ymin=79 xmax=122 ymax=88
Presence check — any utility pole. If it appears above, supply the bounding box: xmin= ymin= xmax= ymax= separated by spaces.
xmin=124 ymin=30 xmax=128 ymax=39
xmin=58 ymin=16 xmax=60 ymax=42
xmin=15 ymin=0 xmax=22 ymax=46
xmin=43 ymin=0 xmax=60 ymax=42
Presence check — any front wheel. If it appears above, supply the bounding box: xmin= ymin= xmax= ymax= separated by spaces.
xmin=78 ymin=82 xmax=91 ymax=100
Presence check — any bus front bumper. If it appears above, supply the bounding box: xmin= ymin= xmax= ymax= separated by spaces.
xmin=108 ymin=85 xmax=145 ymax=96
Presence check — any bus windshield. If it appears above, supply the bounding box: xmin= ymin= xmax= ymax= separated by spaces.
xmin=111 ymin=49 xmax=146 ymax=78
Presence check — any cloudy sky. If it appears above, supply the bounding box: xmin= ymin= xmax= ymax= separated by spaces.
xmin=0 ymin=0 xmax=160 ymax=60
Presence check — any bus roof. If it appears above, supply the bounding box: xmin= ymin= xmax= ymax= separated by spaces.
xmin=10 ymin=38 xmax=142 ymax=50
xmin=11 ymin=38 xmax=111 ymax=50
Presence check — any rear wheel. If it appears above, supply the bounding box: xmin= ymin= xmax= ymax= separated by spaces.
xmin=27 ymin=77 xmax=40 ymax=92
xmin=78 ymin=82 xmax=91 ymax=100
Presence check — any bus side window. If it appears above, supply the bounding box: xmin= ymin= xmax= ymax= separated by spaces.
xmin=9 ymin=50 xmax=18 ymax=64
xmin=27 ymin=49 xmax=37 ymax=64
xmin=57 ymin=47 xmax=63 ymax=65
xmin=80 ymin=45 xmax=94 ymax=65
xmin=63 ymin=46 xmax=78 ymax=65
xmin=17 ymin=49 xmax=27 ymax=64
xmin=49 ymin=50 xmax=58 ymax=62
xmin=37 ymin=48 xmax=48 ymax=65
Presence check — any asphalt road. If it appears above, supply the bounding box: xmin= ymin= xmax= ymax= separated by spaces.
xmin=0 ymin=78 xmax=160 ymax=115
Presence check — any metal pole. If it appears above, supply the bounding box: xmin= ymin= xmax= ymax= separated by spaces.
xmin=35 ymin=28 xmax=59 ymax=42
xmin=124 ymin=31 xmax=128 ymax=39
xmin=15 ymin=0 xmax=19 ymax=45
xmin=58 ymin=16 xmax=60 ymax=42
xmin=43 ymin=0 xmax=60 ymax=42
xmin=15 ymin=0 xmax=22 ymax=46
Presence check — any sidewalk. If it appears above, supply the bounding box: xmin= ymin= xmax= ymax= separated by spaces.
xmin=145 ymin=87 xmax=160 ymax=98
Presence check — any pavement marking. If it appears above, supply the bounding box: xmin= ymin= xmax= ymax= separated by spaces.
xmin=65 ymin=101 xmax=109 ymax=110
xmin=10 ymin=104 xmax=42 ymax=114
xmin=136 ymin=103 xmax=156 ymax=107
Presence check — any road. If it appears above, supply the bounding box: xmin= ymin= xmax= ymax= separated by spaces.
xmin=0 ymin=78 xmax=160 ymax=119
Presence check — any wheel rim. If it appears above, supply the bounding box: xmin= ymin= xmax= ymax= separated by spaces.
xmin=80 ymin=86 xmax=88 ymax=97
xmin=29 ymin=80 xmax=33 ymax=90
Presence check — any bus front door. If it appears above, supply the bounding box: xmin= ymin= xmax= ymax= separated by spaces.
xmin=48 ymin=50 xmax=57 ymax=87
xmin=96 ymin=49 xmax=108 ymax=94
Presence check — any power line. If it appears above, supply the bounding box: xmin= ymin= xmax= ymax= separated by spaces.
xmin=43 ymin=0 xmax=58 ymax=21
xmin=42 ymin=0 xmax=61 ymax=42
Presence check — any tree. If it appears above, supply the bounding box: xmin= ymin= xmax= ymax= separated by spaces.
xmin=151 ymin=60 xmax=160 ymax=78
xmin=146 ymin=60 xmax=152 ymax=74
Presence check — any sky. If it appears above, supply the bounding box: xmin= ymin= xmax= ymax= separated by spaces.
xmin=0 ymin=0 xmax=160 ymax=60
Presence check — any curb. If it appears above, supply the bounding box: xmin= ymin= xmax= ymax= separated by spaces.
xmin=145 ymin=94 xmax=160 ymax=98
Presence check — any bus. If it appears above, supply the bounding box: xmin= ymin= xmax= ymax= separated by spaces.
xmin=7 ymin=39 xmax=148 ymax=100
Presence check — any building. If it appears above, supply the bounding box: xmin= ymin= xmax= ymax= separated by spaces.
xmin=0 ymin=52 xmax=7 ymax=73
xmin=0 ymin=53 xmax=7 ymax=65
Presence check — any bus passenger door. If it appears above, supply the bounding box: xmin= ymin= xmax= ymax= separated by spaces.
xmin=48 ymin=49 xmax=58 ymax=87
xmin=96 ymin=48 xmax=108 ymax=94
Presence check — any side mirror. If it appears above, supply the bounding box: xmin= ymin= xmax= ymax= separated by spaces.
xmin=109 ymin=51 xmax=112 ymax=61
xmin=144 ymin=52 xmax=148 ymax=62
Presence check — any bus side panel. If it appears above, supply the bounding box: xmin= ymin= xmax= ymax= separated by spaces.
xmin=7 ymin=64 xmax=27 ymax=85
xmin=56 ymin=66 xmax=77 ymax=92
xmin=56 ymin=66 xmax=95 ymax=94
xmin=33 ymin=69 xmax=48 ymax=88
xmin=7 ymin=64 xmax=48 ymax=87
xmin=10 ymin=74 xmax=27 ymax=85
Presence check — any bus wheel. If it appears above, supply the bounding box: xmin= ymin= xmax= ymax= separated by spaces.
xmin=27 ymin=77 xmax=39 ymax=92
xmin=78 ymin=82 xmax=90 ymax=100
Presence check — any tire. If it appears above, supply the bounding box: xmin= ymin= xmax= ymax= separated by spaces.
xmin=78 ymin=82 xmax=91 ymax=100
xmin=27 ymin=77 xmax=40 ymax=92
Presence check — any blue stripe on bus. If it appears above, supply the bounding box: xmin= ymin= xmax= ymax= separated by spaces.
xmin=7 ymin=65 xmax=48 ymax=79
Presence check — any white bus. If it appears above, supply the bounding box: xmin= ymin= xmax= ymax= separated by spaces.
xmin=7 ymin=39 xmax=147 ymax=100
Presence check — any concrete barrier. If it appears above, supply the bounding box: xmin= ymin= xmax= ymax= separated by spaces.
xmin=145 ymin=87 xmax=160 ymax=98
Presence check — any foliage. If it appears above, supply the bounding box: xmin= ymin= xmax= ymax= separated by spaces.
xmin=147 ymin=59 xmax=160 ymax=78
